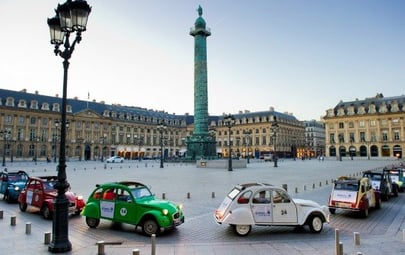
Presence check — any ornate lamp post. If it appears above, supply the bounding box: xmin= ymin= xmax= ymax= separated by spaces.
xmin=157 ymin=123 xmax=167 ymax=168
xmin=243 ymin=129 xmax=252 ymax=164
xmin=100 ymin=133 xmax=106 ymax=162
xmin=47 ymin=0 xmax=91 ymax=252
xmin=270 ymin=116 xmax=279 ymax=167
xmin=1 ymin=129 xmax=11 ymax=167
xmin=224 ymin=114 xmax=235 ymax=171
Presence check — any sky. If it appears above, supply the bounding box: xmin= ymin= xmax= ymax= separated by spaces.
xmin=1 ymin=1 xmax=404 ymax=121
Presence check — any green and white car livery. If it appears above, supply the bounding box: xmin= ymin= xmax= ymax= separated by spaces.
xmin=81 ymin=181 xmax=184 ymax=236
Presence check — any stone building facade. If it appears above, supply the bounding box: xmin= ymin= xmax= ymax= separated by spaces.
xmin=0 ymin=88 xmax=306 ymax=163
xmin=323 ymin=93 xmax=405 ymax=159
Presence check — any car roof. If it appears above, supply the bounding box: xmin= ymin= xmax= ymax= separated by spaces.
xmin=363 ymin=170 xmax=384 ymax=175
xmin=29 ymin=176 xmax=58 ymax=182
xmin=335 ymin=176 xmax=360 ymax=184
xmin=96 ymin=181 xmax=147 ymax=189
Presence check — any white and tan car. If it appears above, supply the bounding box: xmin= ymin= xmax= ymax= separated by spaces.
xmin=214 ymin=183 xmax=329 ymax=236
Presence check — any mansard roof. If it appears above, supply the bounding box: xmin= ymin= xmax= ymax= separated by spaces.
xmin=0 ymin=88 xmax=299 ymax=126
xmin=326 ymin=93 xmax=405 ymax=118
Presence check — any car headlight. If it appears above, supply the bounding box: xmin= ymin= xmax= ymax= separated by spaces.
xmin=77 ymin=195 xmax=84 ymax=200
xmin=14 ymin=186 xmax=20 ymax=191
xmin=178 ymin=204 xmax=183 ymax=210
xmin=162 ymin=209 xmax=169 ymax=215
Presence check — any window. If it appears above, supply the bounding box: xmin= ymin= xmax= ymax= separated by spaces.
xmin=394 ymin=130 xmax=400 ymax=141
xmin=329 ymin=133 xmax=335 ymax=143
xmin=253 ymin=190 xmax=270 ymax=204
xmin=360 ymin=132 xmax=365 ymax=142
xmin=237 ymin=191 xmax=252 ymax=204
xmin=359 ymin=120 xmax=365 ymax=128
xmin=349 ymin=133 xmax=355 ymax=143
xmin=338 ymin=122 xmax=344 ymax=129
xmin=370 ymin=120 xmax=376 ymax=127
xmin=382 ymin=131 xmax=388 ymax=141
xmin=5 ymin=115 xmax=12 ymax=124
xmin=18 ymin=116 xmax=25 ymax=125
xmin=30 ymin=117 xmax=36 ymax=125
xmin=348 ymin=122 xmax=354 ymax=128
xmin=338 ymin=133 xmax=344 ymax=143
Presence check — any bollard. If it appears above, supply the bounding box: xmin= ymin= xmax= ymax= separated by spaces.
xmin=10 ymin=215 xmax=16 ymax=226
xmin=295 ymin=187 xmax=298 ymax=193
xmin=44 ymin=232 xmax=51 ymax=244
xmin=187 ymin=192 xmax=190 ymax=199
xmin=326 ymin=180 xmax=328 ymax=185
xmin=304 ymin=185 xmax=306 ymax=191
xmin=403 ymin=229 xmax=405 ymax=242
xmin=132 ymin=249 xmax=140 ymax=255
xmin=97 ymin=241 xmax=105 ymax=255
xmin=357 ymin=252 xmax=363 ymax=255
xmin=319 ymin=181 xmax=322 ymax=187
xmin=162 ymin=192 xmax=166 ymax=199
xmin=335 ymin=229 xmax=340 ymax=255
xmin=151 ymin=234 xmax=156 ymax=255
xmin=212 ymin=192 xmax=215 ymax=198
xmin=312 ymin=183 xmax=315 ymax=189
xmin=282 ymin=184 xmax=288 ymax=192
xmin=339 ymin=242 xmax=343 ymax=255
xmin=354 ymin=232 xmax=360 ymax=246
xmin=0 ymin=210 xmax=3 ymax=219
xmin=26 ymin=222 xmax=32 ymax=234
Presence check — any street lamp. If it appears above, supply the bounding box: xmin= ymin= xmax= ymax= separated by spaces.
xmin=243 ymin=129 xmax=252 ymax=164
xmin=224 ymin=114 xmax=235 ymax=171
xmin=134 ymin=134 xmax=143 ymax=161
xmin=157 ymin=123 xmax=167 ymax=168
xmin=270 ymin=116 xmax=279 ymax=167
xmin=47 ymin=0 xmax=91 ymax=252
xmin=1 ymin=129 xmax=11 ymax=167
xmin=100 ymin=133 xmax=106 ymax=162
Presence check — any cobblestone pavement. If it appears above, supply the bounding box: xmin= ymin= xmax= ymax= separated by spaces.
xmin=1 ymin=158 xmax=404 ymax=254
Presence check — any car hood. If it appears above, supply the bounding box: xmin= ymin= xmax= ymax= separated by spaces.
xmin=141 ymin=199 xmax=179 ymax=212
xmin=47 ymin=190 xmax=77 ymax=202
xmin=9 ymin=181 xmax=27 ymax=189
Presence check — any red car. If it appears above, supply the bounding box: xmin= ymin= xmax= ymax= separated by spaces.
xmin=18 ymin=176 xmax=85 ymax=219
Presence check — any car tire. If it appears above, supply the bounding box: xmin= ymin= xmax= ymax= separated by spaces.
xmin=382 ymin=191 xmax=389 ymax=201
xmin=142 ymin=218 xmax=160 ymax=236
xmin=328 ymin=208 xmax=336 ymax=214
xmin=308 ymin=215 xmax=323 ymax=233
xmin=3 ymin=192 xmax=10 ymax=203
xmin=375 ymin=197 xmax=382 ymax=209
xmin=41 ymin=205 xmax=52 ymax=219
xmin=393 ymin=185 xmax=399 ymax=197
xmin=233 ymin=224 xmax=251 ymax=236
xmin=19 ymin=202 xmax=27 ymax=212
xmin=361 ymin=208 xmax=369 ymax=218
xmin=86 ymin=217 xmax=100 ymax=228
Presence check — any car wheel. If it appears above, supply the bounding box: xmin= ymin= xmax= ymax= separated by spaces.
xmin=86 ymin=217 xmax=100 ymax=228
xmin=361 ymin=208 xmax=369 ymax=218
xmin=233 ymin=224 xmax=251 ymax=236
xmin=393 ymin=186 xmax=399 ymax=197
xmin=382 ymin=191 xmax=389 ymax=201
xmin=308 ymin=215 xmax=323 ymax=233
xmin=142 ymin=218 xmax=160 ymax=236
xmin=375 ymin=197 xmax=382 ymax=209
xmin=41 ymin=205 xmax=52 ymax=219
xmin=328 ymin=208 xmax=336 ymax=214
xmin=3 ymin=192 xmax=10 ymax=203
xmin=19 ymin=202 xmax=27 ymax=212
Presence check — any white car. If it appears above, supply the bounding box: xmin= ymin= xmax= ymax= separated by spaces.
xmin=214 ymin=183 xmax=329 ymax=236
xmin=106 ymin=156 xmax=124 ymax=163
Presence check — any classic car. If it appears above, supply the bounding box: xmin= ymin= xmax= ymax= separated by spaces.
xmin=18 ymin=176 xmax=85 ymax=219
xmin=384 ymin=166 xmax=405 ymax=192
xmin=0 ymin=170 xmax=29 ymax=202
xmin=328 ymin=176 xmax=381 ymax=217
xmin=214 ymin=183 xmax=329 ymax=236
xmin=363 ymin=169 xmax=398 ymax=201
xmin=81 ymin=181 xmax=184 ymax=236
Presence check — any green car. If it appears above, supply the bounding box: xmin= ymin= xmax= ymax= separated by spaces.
xmin=82 ymin=181 xmax=184 ymax=236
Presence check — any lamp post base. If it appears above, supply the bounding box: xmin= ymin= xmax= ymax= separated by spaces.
xmin=48 ymin=193 xmax=72 ymax=253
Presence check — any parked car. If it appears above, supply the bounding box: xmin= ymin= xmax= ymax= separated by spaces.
xmin=328 ymin=176 xmax=381 ymax=217
xmin=384 ymin=166 xmax=405 ymax=192
xmin=0 ymin=170 xmax=29 ymax=202
xmin=106 ymin=156 xmax=124 ymax=163
xmin=18 ymin=176 xmax=85 ymax=219
xmin=363 ymin=169 xmax=398 ymax=201
xmin=81 ymin=181 xmax=184 ymax=236
xmin=214 ymin=183 xmax=329 ymax=236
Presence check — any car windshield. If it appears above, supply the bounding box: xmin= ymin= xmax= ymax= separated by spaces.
xmin=364 ymin=174 xmax=381 ymax=181
xmin=335 ymin=182 xmax=358 ymax=191
xmin=131 ymin=187 xmax=152 ymax=199
xmin=43 ymin=181 xmax=56 ymax=191
xmin=8 ymin=173 xmax=28 ymax=182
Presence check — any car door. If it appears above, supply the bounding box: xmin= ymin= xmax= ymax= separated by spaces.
xmin=271 ymin=189 xmax=298 ymax=223
xmin=113 ymin=188 xmax=138 ymax=224
xmin=251 ymin=189 xmax=272 ymax=223
xmin=31 ymin=180 xmax=45 ymax=208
